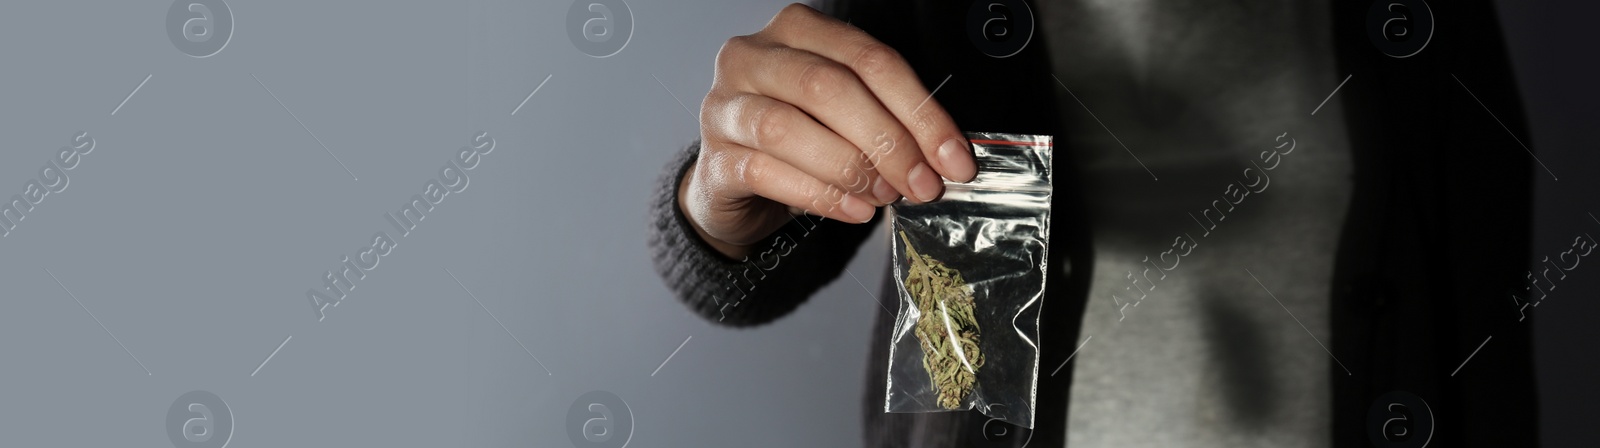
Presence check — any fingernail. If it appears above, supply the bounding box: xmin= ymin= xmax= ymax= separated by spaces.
xmin=938 ymin=138 xmax=976 ymax=182
xmin=871 ymin=176 xmax=899 ymax=204
xmin=908 ymin=162 xmax=942 ymax=203
xmin=840 ymin=193 xmax=876 ymax=223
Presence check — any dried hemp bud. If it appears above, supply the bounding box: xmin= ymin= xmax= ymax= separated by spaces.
xmin=900 ymin=230 xmax=984 ymax=409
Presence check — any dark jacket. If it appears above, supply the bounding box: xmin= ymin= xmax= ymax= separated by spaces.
xmin=648 ymin=0 xmax=1538 ymax=446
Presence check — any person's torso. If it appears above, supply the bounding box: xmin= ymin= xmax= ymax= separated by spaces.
xmin=1039 ymin=1 xmax=1353 ymax=446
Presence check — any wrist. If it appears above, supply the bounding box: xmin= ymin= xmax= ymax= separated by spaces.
xmin=678 ymin=160 xmax=751 ymax=260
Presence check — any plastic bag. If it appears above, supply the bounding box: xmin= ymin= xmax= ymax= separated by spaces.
xmin=884 ymin=132 xmax=1052 ymax=429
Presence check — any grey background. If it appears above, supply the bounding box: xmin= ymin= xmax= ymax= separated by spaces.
xmin=0 ymin=1 xmax=1591 ymax=447
xmin=1498 ymin=0 xmax=1600 ymax=446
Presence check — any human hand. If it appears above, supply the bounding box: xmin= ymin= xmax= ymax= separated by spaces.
xmin=679 ymin=3 xmax=975 ymax=259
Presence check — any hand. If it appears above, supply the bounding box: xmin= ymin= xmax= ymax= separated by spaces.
xmin=680 ymin=3 xmax=975 ymax=260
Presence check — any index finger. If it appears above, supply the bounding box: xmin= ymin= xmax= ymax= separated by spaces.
xmin=766 ymin=4 xmax=975 ymax=183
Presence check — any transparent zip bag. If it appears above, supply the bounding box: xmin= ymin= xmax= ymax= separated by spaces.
xmin=884 ymin=132 xmax=1052 ymax=429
